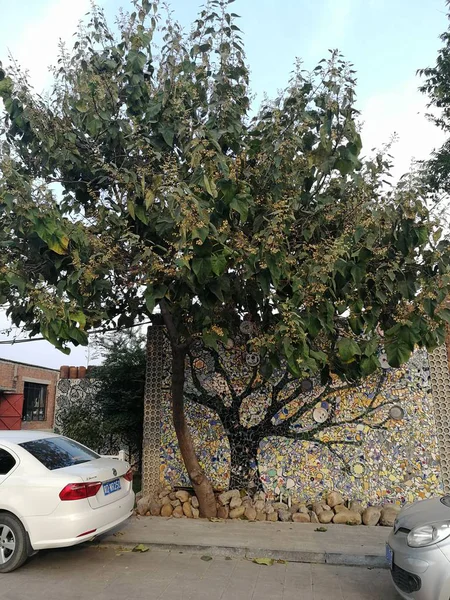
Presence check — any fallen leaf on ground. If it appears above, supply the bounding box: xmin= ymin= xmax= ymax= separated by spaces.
xmin=132 ymin=544 xmax=149 ymax=553
xmin=209 ymin=517 xmax=224 ymax=522
xmin=201 ymin=555 xmax=213 ymax=561
xmin=253 ymin=558 xmax=274 ymax=566
xmin=315 ymin=527 xmax=328 ymax=532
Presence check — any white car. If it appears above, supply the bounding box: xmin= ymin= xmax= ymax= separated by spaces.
xmin=0 ymin=431 xmax=135 ymax=572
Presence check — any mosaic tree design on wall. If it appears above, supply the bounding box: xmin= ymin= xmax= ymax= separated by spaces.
xmin=160 ymin=334 xmax=439 ymax=502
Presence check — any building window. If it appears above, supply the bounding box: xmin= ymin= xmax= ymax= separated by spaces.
xmin=22 ymin=382 xmax=47 ymax=422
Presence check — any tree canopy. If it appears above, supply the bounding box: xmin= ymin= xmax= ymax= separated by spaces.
xmin=419 ymin=0 xmax=450 ymax=206
xmin=1 ymin=0 xmax=450 ymax=514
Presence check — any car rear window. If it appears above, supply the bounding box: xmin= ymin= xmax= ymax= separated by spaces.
xmin=20 ymin=437 xmax=99 ymax=470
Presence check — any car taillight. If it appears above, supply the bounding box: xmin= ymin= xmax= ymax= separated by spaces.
xmin=123 ymin=469 xmax=133 ymax=482
xmin=59 ymin=482 xmax=102 ymax=501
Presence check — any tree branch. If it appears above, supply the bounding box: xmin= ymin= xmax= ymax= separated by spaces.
xmin=211 ymin=350 xmax=239 ymax=406
xmin=187 ymin=352 xmax=225 ymax=416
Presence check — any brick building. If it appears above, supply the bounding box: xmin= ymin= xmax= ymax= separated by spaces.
xmin=0 ymin=358 xmax=59 ymax=431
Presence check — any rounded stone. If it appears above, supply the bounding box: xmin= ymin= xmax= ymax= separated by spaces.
xmin=217 ymin=506 xmax=230 ymax=520
xmin=327 ymin=491 xmax=345 ymax=508
xmin=230 ymin=496 xmax=243 ymax=510
xmin=278 ymin=510 xmax=292 ymax=522
xmin=244 ymin=506 xmax=257 ymax=521
xmin=333 ymin=511 xmax=362 ymax=525
xmin=380 ymin=505 xmax=401 ymax=527
xmin=176 ymin=490 xmax=191 ymax=503
xmin=150 ymin=501 xmax=162 ymax=516
xmin=362 ymin=507 xmax=381 ymax=526
xmin=161 ymin=503 xmax=173 ymax=517
xmin=349 ymin=501 xmax=364 ymax=515
xmin=172 ymin=505 xmax=184 ymax=518
xmin=334 ymin=504 xmax=348 ymax=514
xmin=183 ymin=501 xmax=193 ymax=518
xmin=309 ymin=511 xmax=319 ymax=524
xmin=318 ymin=511 xmax=334 ymax=524
xmin=230 ymin=506 xmax=246 ymax=519
xmin=292 ymin=513 xmax=311 ymax=523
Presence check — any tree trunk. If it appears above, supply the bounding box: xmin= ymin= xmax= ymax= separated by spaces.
xmin=171 ymin=345 xmax=217 ymax=518
xmin=228 ymin=429 xmax=262 ymax=492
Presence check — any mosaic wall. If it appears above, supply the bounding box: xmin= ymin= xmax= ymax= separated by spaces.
xmin=160 ymin=338 xmax=442 ymax=505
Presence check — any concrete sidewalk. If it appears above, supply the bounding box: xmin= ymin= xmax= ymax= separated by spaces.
xmin=100 ymin=517 xmax=390 ymax=569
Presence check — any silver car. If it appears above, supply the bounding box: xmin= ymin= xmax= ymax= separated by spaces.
xmin=387 ymin=496 xmax=450 ymax=599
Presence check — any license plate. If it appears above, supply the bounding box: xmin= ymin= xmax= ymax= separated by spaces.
xmin=385 ymin=544 xmax=393 ymax=569
xmin=103 ymin=478 xmax=121 ymax=496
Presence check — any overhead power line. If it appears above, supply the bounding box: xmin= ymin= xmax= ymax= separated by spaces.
xmin=0 ymin=319 xmax=153 ymax=345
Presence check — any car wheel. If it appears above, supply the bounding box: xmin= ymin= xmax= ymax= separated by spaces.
xmin=0 ymin=514 xmax=28 ymax=573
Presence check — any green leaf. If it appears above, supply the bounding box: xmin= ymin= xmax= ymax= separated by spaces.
xmin=202 ymin=330 xmax=219 ymax=350
xmin=266 ymin=253 xmax=281 ymax=288
xmin=161 ymin=126 xmax=175 ymax=147
xmin=361 ymin=355 xmax=380 ymax=376
xmin=135 ymin=204 xmax=149 ymax=224
xmin=354 ymin=226 xmax=365 ymax=243
xmin=423 ymin=298 xmax=436 ymax=317
xmin=211 ymin=254 xmax=227 ymax=276
xmin=385 ymin=341 xmax=411 ymax=368
xmin=145 ymin=190 xmax=155 ymax=209
xmin=75 ymin=101 xmax=89 ymax=113
xmin=337 ymin=338 xmax=361 ymax=363
xmin=253 ymin=558 xmax=274 ymax=566
xmin=363 ymin=337 xmax=379 ymax=357
xmin=132 ymin=544 xmax=149 ymax=553
xmin=69 ymin=311 xmax=86 ymax=328
xmin=69 ymin=327 xmax=89 ymax=346
xmin=48 ymin=235 xmax=69 ymax=255
xmin=415 ymin=225 xmax=428 ymax=245
xmin=437 ymin=308 xmax=450 ymax=324
xmin=335 ymin=157 xmax=353 ymax=176
xmin=145 ymin=284 xmax=167 ymax=313
xmin=192 ymin=257 xmax=211 ymax=284
xmin=230 ymin=194 xmax=250 ymax=222
xmin=203 ymin=174 xmax=217 ymax=198
xmin=127 ymin=199 xmax=136 ymax=219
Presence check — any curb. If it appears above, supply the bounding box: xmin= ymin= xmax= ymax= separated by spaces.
xmin=98 ymin=539 xmax=388 ymax=569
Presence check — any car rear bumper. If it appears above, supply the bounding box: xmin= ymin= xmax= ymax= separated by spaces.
xmin=387 ymin=530 xmax=450 ymax=600
xmin=25 ymin=491 xmax=135 ymax=550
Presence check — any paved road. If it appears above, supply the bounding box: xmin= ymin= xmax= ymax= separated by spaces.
xmin=0 ymin=545 xmax=400 ymax=600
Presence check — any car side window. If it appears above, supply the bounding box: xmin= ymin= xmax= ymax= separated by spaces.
xmin=0 ymin=449 xmax=16 ymax=475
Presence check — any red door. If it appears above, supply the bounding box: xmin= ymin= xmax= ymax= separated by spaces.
xmin=0 ymin=394 xmax=24 ymax=430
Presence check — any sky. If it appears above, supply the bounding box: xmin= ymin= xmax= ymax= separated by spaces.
xmin=0 ymin=0 xmax=448 ymax=368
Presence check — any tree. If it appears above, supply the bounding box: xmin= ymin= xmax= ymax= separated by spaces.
xmin=55 ymin=331 xmax=145 ymax=461
xmin=1 ymin=0 xmax=450 ymax=517
xmin=419 ymin=0 xmax=450 ymax=214
xmin=90 ymin=331 xmax=146 ymax=464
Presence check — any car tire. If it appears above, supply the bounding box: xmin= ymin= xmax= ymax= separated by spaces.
xmin=0 ymin=513 xmax=29 ymax=573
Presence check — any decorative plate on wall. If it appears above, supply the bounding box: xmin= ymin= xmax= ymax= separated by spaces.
xmin=240 ymin=321 xmax=253 ymax=335
xmin=245 ymin=352 xmax=260 ymax=367
xmin=351 ymin=462 xmax=365 ymax=478
xmin=313 ymin=406 xmax=329 ymax=424
xmin=389 ymin=405 xmax=405 ymax=421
